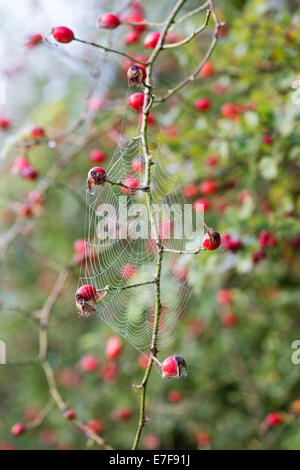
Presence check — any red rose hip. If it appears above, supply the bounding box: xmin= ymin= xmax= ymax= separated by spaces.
xmin=161 ymin=355 xmax=187 ymax=379
xmin=106 ymin=336 xmax=122 ymax=360
xmin=98 ymin=13 xmax=120 ymax=29
xmin=195 ymin=98 xmax=212 ymax=112
xmin=144 ymin=31 xmax=160 ymax=48
xmin=76 ymin=285 xmax=98 ymax=301
xmin=89 ymin=149 xmax=107 ymax=163
xmin=11 ymin=423 xmax=26 ymax=436
xmin=128 ymin=93 xmax=145 ymax=112
xmin=203 ymin=224 xmax=221 ymax=251
xmin=52 ymin=26 xmax=74 ymax=43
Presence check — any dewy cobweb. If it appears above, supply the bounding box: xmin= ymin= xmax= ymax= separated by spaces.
xmin=78 ymin=110 xmax=203 ymax=354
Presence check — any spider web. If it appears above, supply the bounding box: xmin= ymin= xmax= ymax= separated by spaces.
xmin=78 ymin=103 xmax=204 ymax=354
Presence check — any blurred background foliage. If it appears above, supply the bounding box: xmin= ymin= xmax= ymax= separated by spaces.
xmin=0 ymin=0 xmax=300 ymax=450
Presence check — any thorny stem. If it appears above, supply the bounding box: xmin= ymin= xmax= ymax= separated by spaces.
xmin=131 ymin=0 xmax=222 ymax=450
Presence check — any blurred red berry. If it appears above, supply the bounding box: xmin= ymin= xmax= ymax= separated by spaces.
xmin=138 ymin=354 xmax=149 ymax=369
xmin=110 ymin=406 xmax=132 ymax=422
xmin=167 ymin=390 xmax=183 ymax=403
xmin=262 ymin=134 xmax=273 ymax=145
xmin=139 ymin=111 xmax=155 ymax=125
xmin=128 ymin=92 xmax=144 ymax=112
xmin=143 ymin=433 xmax=160 ymax=450
xmin=101 ymin=362 xmax=118 ymax=382
xmin=132 ymin=158 xmax=144 ymax=173
xmin=15 ymin=203 xmax=33 ymax=218
xmin=144 ymin=31 xmax=160 ymax=48
xmin=64 ymin=409 xmax=76 ymax=420
xmin=252 ymin=250 xmax=266 ymax=265
xmin=52 ymin=26 xmax=74 ymax=43
xmin=222 ymin=233 xmax=242 ymax=252
xmin=217 ymin=289 xmax=232 ymax=305
xmin=20 ymin=165 xmax=39 ymax=181
xmin=126 ymin=11 xmax=147 ymax=33
xmin=124 ymin=30 xmax=140 ymax=44
xmin=11 ymin=157 xmax=29 ymax=175
xmin=80 ymin=355 xmax=99 ymax=372
xmin=87 ymin=97 xmax=105 ymax=111
xmin=222 ymin=312 xmax=237 ymax=327
xmin=221 ymin=102 xmax=240 ymax=120
xmin=200 ymin=179 xmax=217 ymax=195
xmin=259 ymin=230 xmax=277 ymax=247
xmin=11 ymin=423 xmax=26 ymax=436
xmin=183 ymin=184 xmax=198 ymax=199
xmin=206 ymin=154 xmax=218 ymax=166
xmin=197 ymin=432 xmax=212 ymax=447
xmin=25 ymin=33 xmax=43 ymax=48
xmin=120 ymin=177 xmax=139 ymax=194
xmin=291 ymin=399 xmax=300 ymax=415
xmin=106 ymin=336 xmax=122 ymax=360
xmin=188 ymin=318 xmax=204 ymax=338
xmin=266 ymin=412 xmax=284 ymax=427
xmin=57 ymin=367 xmax=81 ymax=388
xmin=0 ymin=115 xmax=11 ymax=129
xmin=200 ymin=61 xmax=214 ymax=78
xmin=195 ymin=98 xmax=212 ymax=111
xmin=30 ymin=126 xmax=45 ymax=139
xmin=193 ymin=198 xmax=210 ymax=213
xmin=98 ymin=13 xmax=120 ymax=29
xmin=86 ymin=419 xmax=103 ymax=434
xmin=89 ymin=149 xmax=107 ymax=164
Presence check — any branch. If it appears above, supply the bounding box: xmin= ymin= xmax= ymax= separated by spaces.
xmin=37 ymin=263 xmax=113 ymax=449
xmin=162 ymin=9 xmax=211 ymax=49
xmin=155 ymin=1 xmax=222 ymax=103
xmin=74 ymin=38 xmax=147 ymax=65
xmin=106 ymin=178 xmax=149 ymax=192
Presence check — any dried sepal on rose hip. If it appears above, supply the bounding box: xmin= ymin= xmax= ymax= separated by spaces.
xmin=127 ymin=64 xmax=146 ymax=87
xmin=86 ymin=167 xmax=107 ymax=193
xmin=75 ymin=284 xmax=107 ymax=318
xmin=202 ymin=222 xmax=221 ymax=251
xmin=161 ymin=355 xmax=187 ymax=379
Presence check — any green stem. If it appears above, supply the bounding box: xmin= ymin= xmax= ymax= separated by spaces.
xmin=131 ymin=0 xmax=188 ymax=451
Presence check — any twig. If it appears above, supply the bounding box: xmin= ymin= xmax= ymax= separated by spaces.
xmin=106 ymin=178 xmax=149 ymax=192
xmin=155 ymin=1 xmax=222 ymax=103
xmin=74 ymin=38 xmax=147 ymax=65
xmin=163 ymin=9 xmax=211 ymax=49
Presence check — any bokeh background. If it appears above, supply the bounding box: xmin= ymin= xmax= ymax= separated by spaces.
xmin=0 ymin=0 xmax=300 ymax=450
